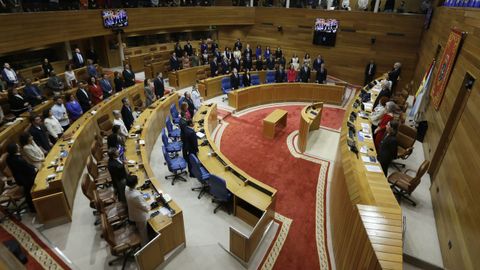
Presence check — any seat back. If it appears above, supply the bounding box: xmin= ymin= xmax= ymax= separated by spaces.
xmin=165 ymin=116 xmax=174 ymax=133
xmin=178 ymin=96 xmax=185 ymax=107
xmin=0 ymin=153 xmax=13 ymax=178
xmin=396 ymin=131 xmax=415 ymax=150
xmin=251 ymin=74 xmax=260 ymax=85
xmin=208 ymin=174 xmax=231 ymax=202
xmin=266 ymin=71 xmax=275 ymax=83
xmin=132 ymin=94 xmax=143 ymax=108
xmin=170 ymin=104 xmax=179 ymax=119
xmin=221 ymin=77 xmax=231 ymax=94
xmin=399 ymin=124 xmax=417 ymax=140
xmin=86 ymin=156 xmax=99 ymax=178
xmin=189 ymin=153 xmax=206 ymax=183
xmin=97 ymin=114 xmax=113 ymax=135
xmin=410 ymin=160 xmax=430 ymax=192
xmin=161 ymin=146 xmax=172 ymax=170
xmin=161 ymin=129 xmax=170 ymax=146
xmin=100 ymin=213 xmax=116 ymax=249
xmin=81 ymin=174 xmax=94 ymax=202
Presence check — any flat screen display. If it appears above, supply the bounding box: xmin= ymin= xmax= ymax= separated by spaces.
xmin=313 ymin=18 xmax=339 ymax=47
xmin=102 ymin=9 xmax=128 ymax=29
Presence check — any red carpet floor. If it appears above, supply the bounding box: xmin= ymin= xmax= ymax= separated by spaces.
xmin=220 ymin=105 xmax=344 ymax=270
xmin=0 ymin=215 xmax=70 ymax=269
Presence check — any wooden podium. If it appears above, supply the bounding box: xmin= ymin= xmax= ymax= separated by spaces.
xmin=298 ymin=102 xmax=323 ymax=153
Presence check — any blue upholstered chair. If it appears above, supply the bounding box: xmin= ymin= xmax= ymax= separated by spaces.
xmin=170 ymin=103 xmax=180 ymax=125
xmin=265 ymin=71 xmax=276 ymax=84
xmin=221 ymin=77 xmax=231 ymax=102
xmin=251 ymin=74 xmax=260 ymax=85
xmin=188 ymin=154 xmax=210 ymax=199
xmin=161 ymin=128 xmax=182 ymax=154
xmin=162 ymin=146 xmax=187 ymax=185
xmin=165 ymin=115 xmax=181 ymax=140
xmin=178 ymin=96 xmax=185 ymax=107
xmin=208 ymin=174 xmax=232 ymax=214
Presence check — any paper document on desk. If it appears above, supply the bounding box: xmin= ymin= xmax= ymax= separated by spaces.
xmin=196 ymin=132 xmax=205 ymax=139
xmin=365 ymin=165 xmax=383 ymax=173
xmin=360 ymin=146 xmax=368 ymax=154
xmin=363 ymin=103 xmax=373 ymax=112
xmin=361 ymin=155 xmax=377 ymax=163
xmin=139 ymin=140 xmax=145 ymax=145
xmin=361 ymin=123 xmax=370 ymax=129
xmin=159 ymin=207 xmax=170 ymax=216
xmin=163 ymin=193 xmax=172 ymax=203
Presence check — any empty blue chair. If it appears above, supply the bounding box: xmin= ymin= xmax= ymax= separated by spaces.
xmin=221 ymin=77 xmax=231 ymax=102
xmin=208 ymin=174 xmax=232 ymax=214
xmin=170 ymin=104 xmax=180 ymax=125
xmin=161 ymin=128 xmax=182 ymax=154
xmin=166 ymin=115 xmax=181 ymax=140
xmin=251 ymin=74 xmax=260 ymax=85
xmin=265 ymin=71 xmax=275 ymax=84
xmin=189 ymin=154 xmax=210 ymax=199
xmin=178 ymin=96 xmax=185 ymax=107
xmin=162 ymin=146 xmax=187 ymax=185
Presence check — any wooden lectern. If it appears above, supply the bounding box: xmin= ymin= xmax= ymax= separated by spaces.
xmin=298 ymin=102 xmax=323 ymax=153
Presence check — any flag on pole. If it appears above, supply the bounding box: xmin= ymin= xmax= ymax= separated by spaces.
xmin=410 ymin=60 xmax=435 ymax=121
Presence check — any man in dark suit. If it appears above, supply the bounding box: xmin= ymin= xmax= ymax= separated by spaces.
xmin=364 ymin=59 xmax=377 ymax=85
xmin=210 ymin=40 xmax=219 ymax=52
xmin=24 ymin=78 xmax=45 ymax=106
xmin=121 ymin=97 xmax=135 ymax=131
xmin=213 ymin=48 xmax=222 ymax=63
xmin=234 ymin=39 xmax=243 ymax=51
xmin=153 ymin=72 xmax=165 ymax=98
xmin=107 ymin=148 xmax=127 ymax=203
xmin=210 ymin=58 xmax=219 ymax=77
xmin=243 ymin=70 xmax=251 ymax=87
xmin=230 ymin=68 xmax=241 ymax=90
xmin=275 ymin=66 xmax=287 ymax=83
xmin=277 ymin=55 xmax=286 ymax=69
xmin=266 ymin=55 xmax=275 ymax=70
xmin=387 ymin=62 xmax=402 ymax=93
xmin=299 ymin=64 xmax=311 ymax=83
xmin=99 ymin=73 xmax=113 ymax=99
xmin=183 ymin=40 xmax=194 ymax=56
xmin=243 ymin=54 xmax=253 ymax=71
xmin=29 ymin=115 xmax=52 ymax=153
xmin=221 ymin=58 xmax=230 ymax=75
xmin=244 ymin=44 xmax=252 ymax=56
xmin=373 ymin=80 xmax=392 ymax=108
xmin=76 ymin=82 xmax=92 ymax=112
xmin=169 ymin=52 xmax=180 ymax=71
xmin=316 ymin=63 xmax=327 ymax=84
xmin=377 ymin=120 xmax=399 ymax=176
xmin=72 ymin=48 xmax=85 ymax=68
xmin=174 ymin=42 xmax=183 ymax=58
xmin=182 ymin=119 xmax=198 ymax=177
xmin=6 ymin=143 xmax=37 ymax=212
xmin=312 ymin=55 xmax=324 ymax=72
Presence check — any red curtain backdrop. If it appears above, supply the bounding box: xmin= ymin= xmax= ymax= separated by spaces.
xmin=430 ymin=29 xmax=464 ymax=110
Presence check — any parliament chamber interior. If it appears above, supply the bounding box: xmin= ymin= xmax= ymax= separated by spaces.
xmin=0 ymin=0 xmax=479 ymax=269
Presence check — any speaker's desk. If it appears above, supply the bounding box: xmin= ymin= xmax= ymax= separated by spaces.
xmin=330 ymin=78 xmax=403 ymax=269
xmin=197 ymin=71 xmax=268 ymax=99
xmin=31 ymin=84 xmax=144 ymax=225
xmin=168 ymin=65 xmax=209 ymax=89
xmin=227 ymin=83 xmax=345 ymax=111
xmin=124 ymin=92 xmax=186 ymax=265
xmin=298 ymin=102 xmax=323 ymax=153
xmin=263 ymin=109 xmax=288 ymax=139
xmin=194 ymin=103 xmax=276 ymax=263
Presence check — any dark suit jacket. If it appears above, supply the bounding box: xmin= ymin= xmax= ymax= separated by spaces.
xmin=377 ymin=134 xmax=398 ymax=166
xmin=8 ymin=94 xmax=28 ymax=115
xmin=243 ymin=74 xmax=251 ymax=87
xmin=388 ymin=68 xmax=401 ymax=86
xmin=6 ymin=154 xmax=36 ymax=187
xmin=42 ymin=62 xmax=54 ymax=77
xmin=210 ymin=61 xmax=219 ymax=77
xmin=107 ymin=158 xmax=127 ymax=202
xmin=174 ymin=46 xmax=183 ymax=58
xmin=365 ymin=63 xmax=377 ymax=78
xmin=312 ymin=59 xmax=324 ymax=72
xmin=153 ymin=77 xmax=165 ymax=97
xmin=121 ymin=105 xmax=134 ymax=131
xmin=275 ymin=70 xmax=287 ymax=83
xmin=184 ymin=44 xmax=193 ymax=56
xmin=243 ymin=58 xmax=252 ymax=70
xmin=185 ymin=97 xmax=195 ymax=118
xmin=29 ymin=125 xmax=51 ymax=152
xmin=24 ymin=85 xmax=43 ymax=105
xmin=99 ymin=79 xmax=113 ymax=98
xmin=114 ymin=77 xmax=124 ymax=92
xmin=373 ymin=88 xmax=392 ymax=108
xmin=230 ymin=73 xmax=241 ymax=90
xmin=183 ymin=126 xmax=199 ymax=155
xmin=266 ymin=58 xmax=275 ymax=70
xmin=234 ymin=41 xmax=243 ymax=51
xmin=316 ymin=69 xmax=327 ymax=83
xmin=244 ymin=48 xmax=252 ymax=56
xmin=221 ymin=61 xmax=230 ymax=75
xmin=170 ymin=57 xmax=180 ymax=71
xmin=230 ymin=59 xmax=241 ymax=71
xmin=76 ymin=88 xmax=91 ymax=112
xmin=122 ymin=69 xmax=135 ymax=87
xmin=256 ymin=59 xmax=264 ymax=71
xmin=72 ymin=52 xmax=85 ymax=68
xmin=299 ymin=67 xmax=311 ymax=83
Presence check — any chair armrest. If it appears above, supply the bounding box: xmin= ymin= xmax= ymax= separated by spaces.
xmin=113 ymin=243 xmax=132 ymax=254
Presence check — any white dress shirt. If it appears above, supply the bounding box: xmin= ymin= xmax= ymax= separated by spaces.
xmin=76 ymin=53 xmax=84 ymax=65
xmin=113 ymin=118 xmax=128 ymax=137
xmin=3 ymin=68 xmax=17 ymax=82
xmin=44 ymin=116 xmax=64 ymax=138
xmin=51 ymin=104 xmax=70 ymax=127
xmin=125 ymin=187 xmax=149 ymax=222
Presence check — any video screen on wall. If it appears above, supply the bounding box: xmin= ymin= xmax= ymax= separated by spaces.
xmin=102 ymin=9 xmax=128 ymax=29
xmin=313 ymin=18 xmax=339 ymax=47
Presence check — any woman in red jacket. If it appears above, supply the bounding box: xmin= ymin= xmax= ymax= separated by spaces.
xmin=88 ymin=76 xmax=103 ymax=105
xmin=374 ymin=101 xmax=398 ymax=150
xmin=287 ymin=64 xmax=297 ymax=82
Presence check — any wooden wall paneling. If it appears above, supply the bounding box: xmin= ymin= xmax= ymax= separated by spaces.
xmin=411 ymin=7 xmax=480 ymax=270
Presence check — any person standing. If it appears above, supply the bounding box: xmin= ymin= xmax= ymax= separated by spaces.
xmin=114 ymin=71 xmax=124 ymax=92
xmin=243 ymin=69 xmax=251 ymax=87
xmin=64 ymin=64 xmax=77 ymax=89
xmin=122 ymin=64 xmax=136 ymax=87
xmin=275 ymin=65 xmax=287 ymax=83
xmin=19 ymin=132 xmax=45 ymax=170
xmin=76 ymin=81 xmax=92 ymax=113
xmin=210 ymin=58 xmax=219 ymax=77
xmin=124 ymin=175 xmax=150 ymax=246
xmin=121 ymin=97 xmax=134 ymax=131
xmin=374 ymin=102 xmax=397 ymax=150
xmin=316 ymin=63 xmax=327 ymax=84
xmin=107 ymin=148 xmax=127 ymax=203
xmin=387 ymin=62 xmax=402 ymax=93
xmin=72 ymin=48 xmax=85 ymax=68
xmin=377 ymin=120 xmax=399 ymax=176
xmin=6 ymin=143 xmax=37 ymax=212
xmin=230 ymin=68 xmax=240 ymax=90
xmin=99 ymin=73 xmax=113 ymax=99
xmin=299 ymin=63 xmax=311 ymax=83
xmin=182 ymin=119 xmax=198 ymax=177
xmin=88 ymin=76 xmax=103 ymax=105
xmin=43 ymin=110 xmax=63 ymax=144
xmin=2 ymin=63 xmax=19 ymax=87
xmin=144 ymin=79 xmax=155 ymax=107
xmin=65 ymin=93 xmax=83 ymax=121
xmin=153 ymin=73 xmax=165 ymax=98
xmin=113 ymin=110 xmax=129 ymax=137
xmin=51 ymin=96 xmax=70 ymax=130
xmin=364 ymin=59 xmax=377 ymax=85
xmin=42 ymin=58 xmax=54 ymax=78
xmin=29 ymin=114 xmax=53 ymax=154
